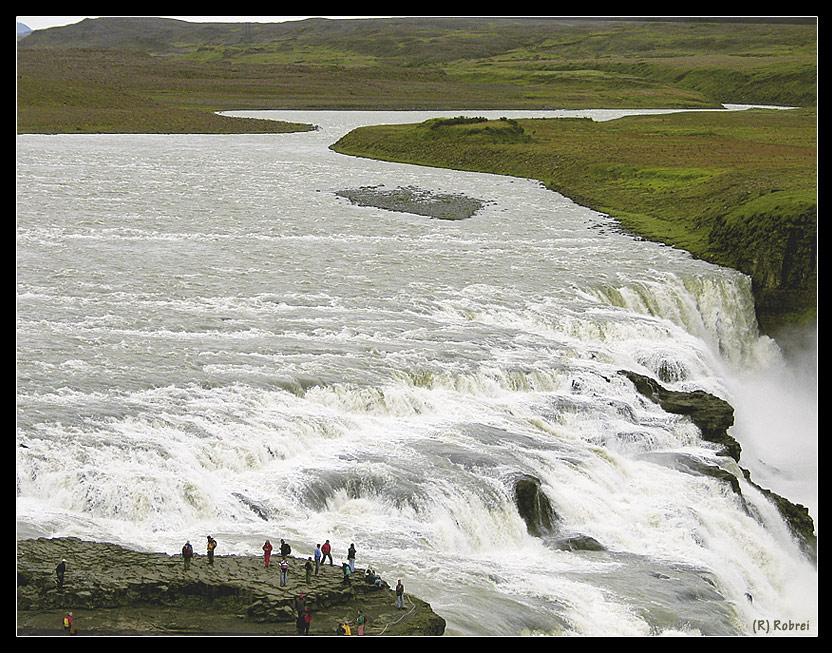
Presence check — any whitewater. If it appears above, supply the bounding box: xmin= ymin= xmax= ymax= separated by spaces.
xmin=16 ymin=109 xmax=817 ymax=636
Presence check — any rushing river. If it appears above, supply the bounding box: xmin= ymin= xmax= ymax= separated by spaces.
xmin=16 ymin=109 xmax=817 ymax=636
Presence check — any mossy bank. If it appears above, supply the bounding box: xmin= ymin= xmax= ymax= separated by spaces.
xmin=17 ymin=538 xmax=446 ymax=636
xmin=331 ymin=110 xmax=817 ymax=347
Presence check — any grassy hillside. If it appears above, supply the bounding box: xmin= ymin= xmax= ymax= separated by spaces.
xmin=331 ymin=109 xmax=817 ymax=337
xmin=16 ymin=17 xmax=817 ymax=338
xmin=17 ymin=17 xmax=817 ymax=133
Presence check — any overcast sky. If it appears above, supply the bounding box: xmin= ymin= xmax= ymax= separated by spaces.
xmin=16 ymin=16 xmax=376 ymax=31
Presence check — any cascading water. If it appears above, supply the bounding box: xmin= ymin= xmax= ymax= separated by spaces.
xmin=16 ymin=109 xmax=816 ymax=636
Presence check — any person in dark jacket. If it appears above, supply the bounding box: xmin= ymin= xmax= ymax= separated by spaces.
xmin=396 ymin=579 xmax=405 ymax=609
xmin=182 ymin=541 xmax=194 ymax=570
xmin=55 ymin=559 xmax=67 ymax=589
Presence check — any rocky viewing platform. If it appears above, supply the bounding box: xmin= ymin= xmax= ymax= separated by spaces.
xmin=17 ymin=537 xmax=446 ymax=636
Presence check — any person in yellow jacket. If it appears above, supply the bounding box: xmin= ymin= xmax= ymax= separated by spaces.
xmin=207 ymin=535 xmax=217 ymax=566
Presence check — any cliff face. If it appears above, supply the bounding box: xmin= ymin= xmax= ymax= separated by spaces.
xmin=708 ymin=197 xmax=817 ymax=336
xmin=17 ymin=537 xmax=446 ymax=636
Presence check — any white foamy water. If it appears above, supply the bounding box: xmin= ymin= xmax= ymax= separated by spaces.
xmin=17 ymin=109 xmax=816 ymax=636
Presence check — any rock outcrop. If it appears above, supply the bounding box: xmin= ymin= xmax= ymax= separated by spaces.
xmin=17 ymin=537 xmax=446 ymax=636
xmin=618 ymin=370 xmax=739 ymax=461
xmin=513 ymin=474 xmax=556 ymax=537
xmin=509 ymin=371 xmax=817 ymax=563
xmin=619 ymin=369 xmax=816 ymax=562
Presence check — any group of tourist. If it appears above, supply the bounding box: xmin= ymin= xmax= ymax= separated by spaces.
xmin=51 ymin=535 xmax=408 ymax=636
xmin=176 ymin=534 xmax=408 ymax=624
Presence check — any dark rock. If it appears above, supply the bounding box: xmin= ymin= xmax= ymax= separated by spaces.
xmin=552 ymin=535 xmax=606 ymax=552
xmin=513 ymin=474 xmax=557 ymax=537
xmin=16 ymin=537 xmax=445 ymax=636
xmin=335 ymin=185 xmax=487 ymax=221
xmin=740 ymin=469 xmax=817 ymax=563
xmin=620 ymin=369 xmax=817 ymax=563
xmin=640 ymin=451 xmax=742 ymax=495
xmin=231 ymin=492 xmax=270 ymax=521
xmin=619 ymin=370 xmax=739 ymax=460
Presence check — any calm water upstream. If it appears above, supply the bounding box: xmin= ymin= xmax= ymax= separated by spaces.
xmin=17 ymin=109 xmax=817 ymax=635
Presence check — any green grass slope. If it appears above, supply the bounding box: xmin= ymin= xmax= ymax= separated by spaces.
xmin=331 ymin=109 xmax=817 ymax=337
xmin=17 ymin=17 xmax=817 ymax=338
xmin=17 ymin=17 xmax=817 ymax=133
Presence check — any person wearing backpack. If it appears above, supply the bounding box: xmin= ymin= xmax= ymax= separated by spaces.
xmin=182 ymin=541 xmax=194 ymax=571
xmin=279 ymin=557 xmax=290 ymax=586
xmin=206 ymin=536 xmax=217 ymax=566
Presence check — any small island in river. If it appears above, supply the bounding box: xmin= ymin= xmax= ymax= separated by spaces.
xmin=336 ymin=185 xmax=488 ymax=221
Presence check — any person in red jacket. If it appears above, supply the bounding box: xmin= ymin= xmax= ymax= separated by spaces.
xmin=303 ymin=609 xmax=312 ymax=635
xmin=321 ymin=539 xmax=333 ymax=566
xmin=263 ymin=540 xmax=273 ymax=567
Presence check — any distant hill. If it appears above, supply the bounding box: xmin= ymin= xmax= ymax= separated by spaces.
xmin=16 ymin=16 xmax=816 ymax=337
xmin=17 ymin=16 xmax=817 ymax=133
xmin=16 ymin=22 xmax=32 ymax=40
xmin=18 ymin=16 xmax=817 ymax=65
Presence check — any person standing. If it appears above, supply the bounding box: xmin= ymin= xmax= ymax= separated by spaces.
xmin=63 ymin=611 xmax=73 ymax=634
xmin=279 ymin=557 xmax=290 ymax=586
xmin=347 ymin=543 xmax=357 ymax=571
xmin=182 ymin=541 xmax=194 ymax=571
xmin=357 ymin=609 xmax=366 ymax=636
xmin=295 ymin=593 xmax=307 ymax=618
xmin=395 ymin=579 xmax=405 ymax=609
xmin=303 ymin=609 xmax=312 ymax=635
xmin=321 ymin=539 xmax=333 ymax=566
xmin=305 ymin=557 xmax=313 ymax=583
xmin=206 ymin=536 xmax=217 ymax=566
xmin=262 ymin=540 xmax=273 ymax=567
xmin=280 ymin=539 xmax=291 ymax=558
xmin=55 ymin=559 xmax=67 ymax=589
xmin=314 ymin=543 xmax=322 ymax=575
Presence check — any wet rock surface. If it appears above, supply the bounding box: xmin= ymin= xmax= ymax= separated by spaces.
xmin=335 ymin=185 xmax=487 ymax=220
xmin=17 ymin=537 xmax=446 ymax=636
xmin=620 ymin=369 xmax=816 ymax=561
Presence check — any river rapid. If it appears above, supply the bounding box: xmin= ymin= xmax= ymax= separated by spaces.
xmin=16 ymin=109 xmax=817 ymax=636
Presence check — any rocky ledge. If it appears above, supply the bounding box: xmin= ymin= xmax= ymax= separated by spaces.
xmin=620 ymin=370 xmax=816 ymax=561
xmin=511 ymin=371 xmax=816 ymax=563
xmin=17 ymin=537 xmax=446 ymax=636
